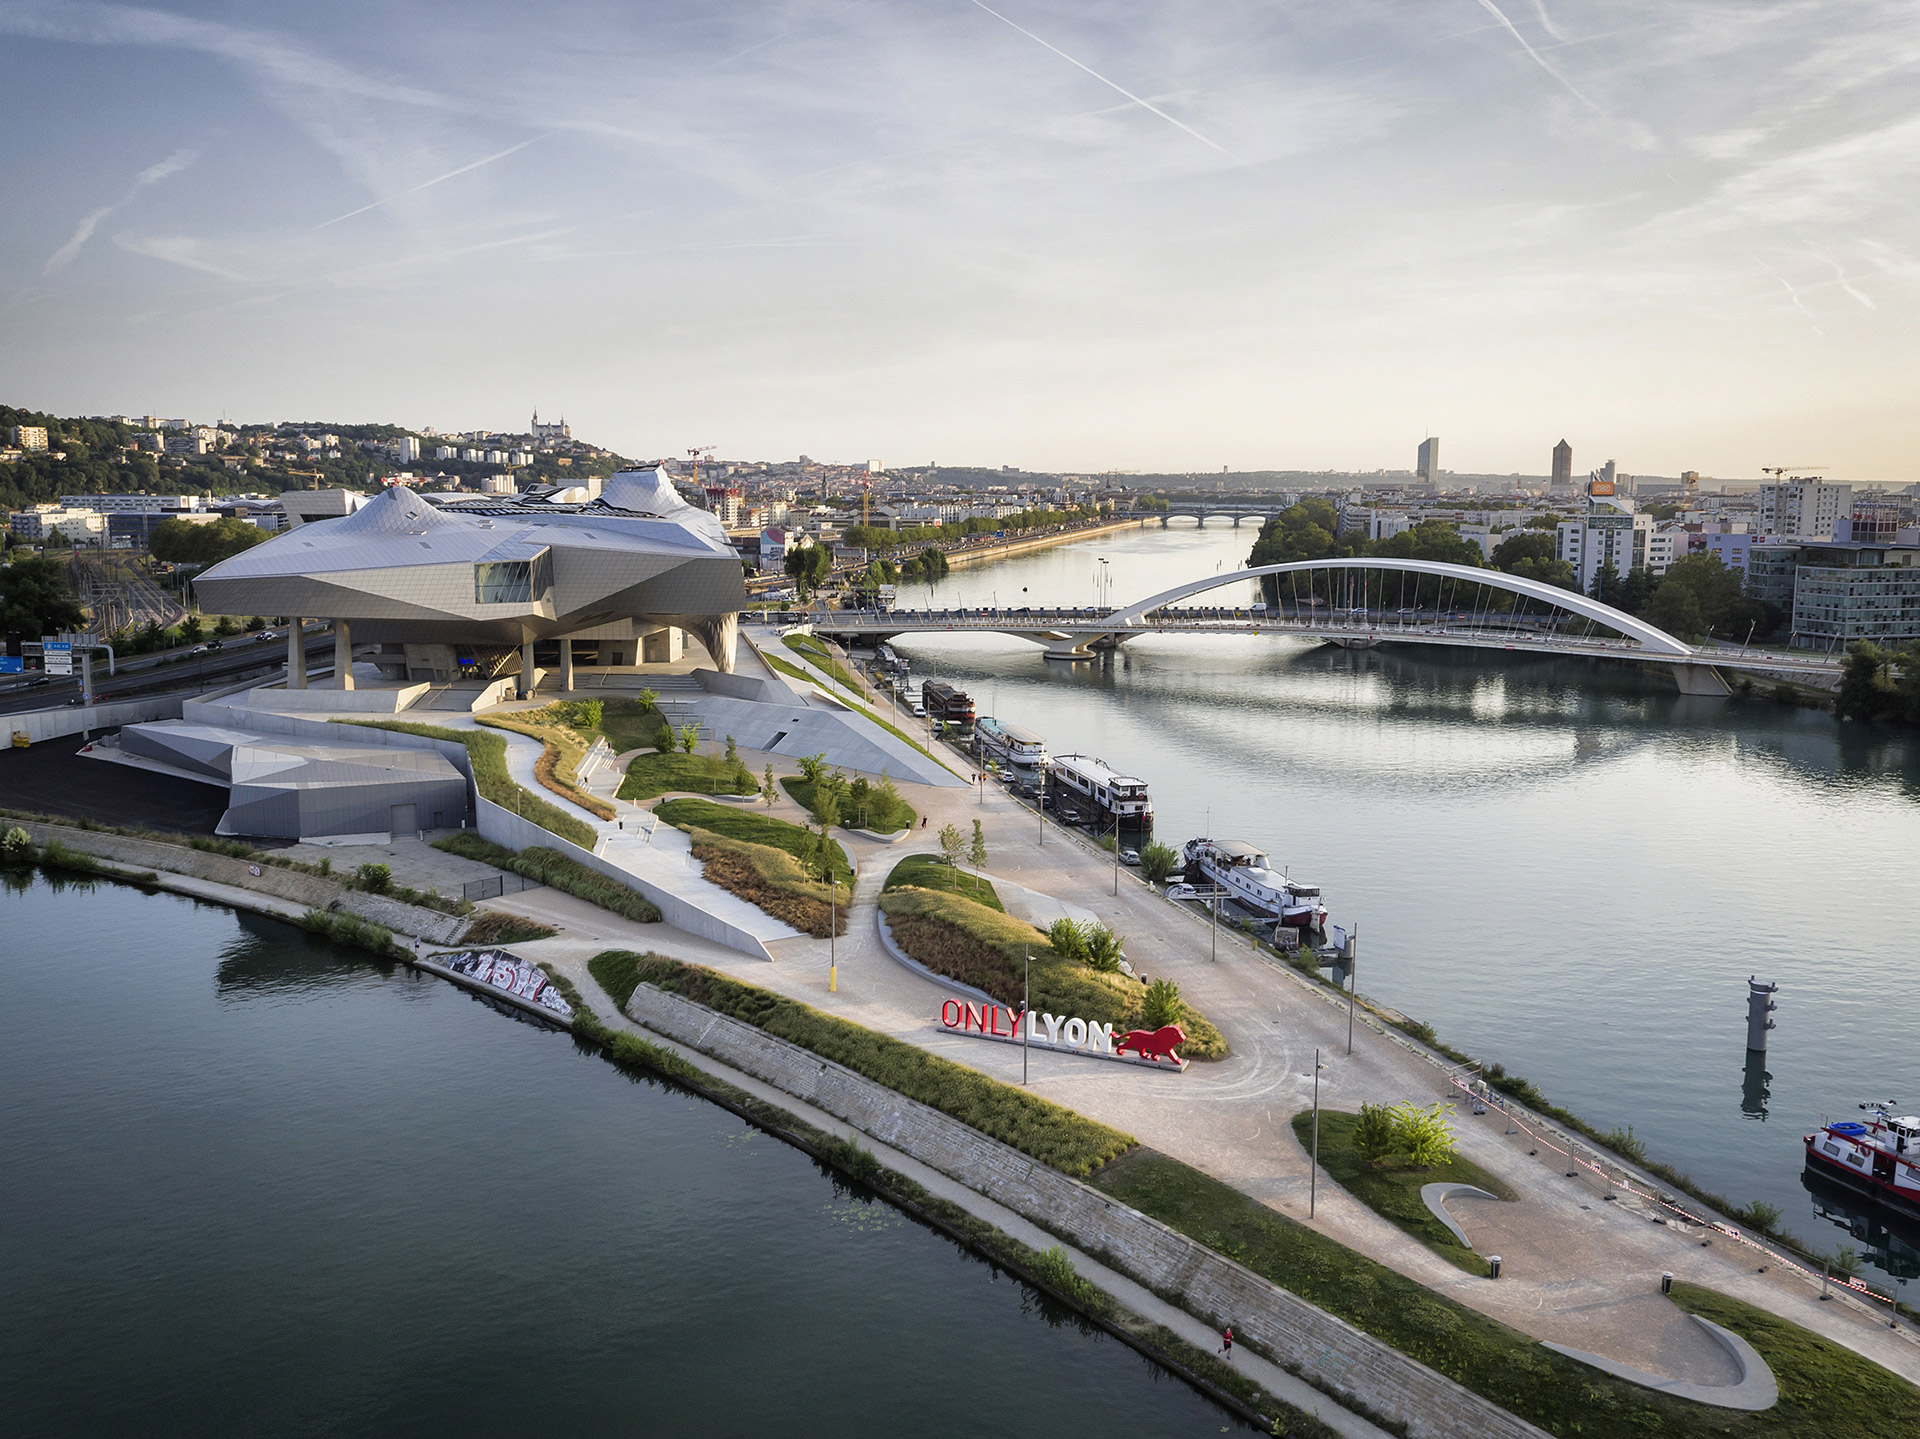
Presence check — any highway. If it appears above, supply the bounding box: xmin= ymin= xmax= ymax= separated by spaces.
xmin=0 ymin=630 xmax=333 ymax=718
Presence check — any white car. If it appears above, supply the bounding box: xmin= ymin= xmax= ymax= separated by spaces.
xmin=911 ymin=702 xmax=926 ymax=717
xmin=1120 ymin=848 xmax=1140 ymax=866
xmin=1165 ymin=882 xmax=1196 ymax=900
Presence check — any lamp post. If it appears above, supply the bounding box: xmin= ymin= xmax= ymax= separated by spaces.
xmin=1023 ymin=950 xmax=1031 ymax=1085
xmin=1310 ymin=1047 xmax=1323 ymax=1218
xmin=1211 ymin=877 xmax=1219 ymax=963
xmin=1346 ymin=925 xmax=1358 ymax=1055
xmin=1110 ymin=816 xmax=1120 ymax=895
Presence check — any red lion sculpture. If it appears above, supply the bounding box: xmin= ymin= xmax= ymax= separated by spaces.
xmin=1113 ymin=1023 xmax=1187 ymax=1064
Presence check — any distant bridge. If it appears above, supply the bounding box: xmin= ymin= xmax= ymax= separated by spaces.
xmin=1153 ymin=504 xmax=1287 ymax=527
xmin=800 ymin=558 xmax=1842 ymax=695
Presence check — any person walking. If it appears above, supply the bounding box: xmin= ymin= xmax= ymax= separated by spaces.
xmin=1219 ymin=1326 xmax=1233 ymax=1358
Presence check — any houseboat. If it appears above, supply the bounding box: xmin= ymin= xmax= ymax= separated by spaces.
xmin=973 ymin=716 xmax=1049 ymax=775
xmin=1181 ymin=837 xmax=1328 ymax=931
xmin=1806 ymin=1106 xmax=1920 ymax=1216
xmin=1048 ymin=753 xmax=1153 ymax=835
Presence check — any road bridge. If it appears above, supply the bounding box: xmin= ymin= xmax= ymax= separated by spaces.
xmin=1155 ymin=503 xmax=1288 ymax=527
xmin=799 ymin=559 xmax=1843 ymax=696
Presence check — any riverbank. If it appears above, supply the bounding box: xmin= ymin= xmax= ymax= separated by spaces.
xmin=941 ymin=515 xmax=1153 ymax=570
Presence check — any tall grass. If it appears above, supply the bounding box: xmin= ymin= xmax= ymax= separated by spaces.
xmin=655 ymin=798 xmax=851 ymax=880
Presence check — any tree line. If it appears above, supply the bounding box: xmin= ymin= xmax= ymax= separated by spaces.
xmin=1245 ymin=498 xmax=1774 ymax=642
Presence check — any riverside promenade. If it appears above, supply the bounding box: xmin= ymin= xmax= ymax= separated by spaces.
xmin=498 ymin=757 xmax=1920 ymax=1397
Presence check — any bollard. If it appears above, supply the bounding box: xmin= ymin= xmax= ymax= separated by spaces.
xmin=1488 ymin=1255 xmax=1502 ymax=1280
xmin=1661 ymin=1272 xmax=1673 ymax=1295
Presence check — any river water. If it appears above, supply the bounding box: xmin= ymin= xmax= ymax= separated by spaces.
xmin=891 ymin=523 xmax=1920 ymax=1297
xmin=0 ymin=871 xmax=1241 ymax=1436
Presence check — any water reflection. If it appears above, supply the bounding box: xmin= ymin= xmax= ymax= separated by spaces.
xmin=213 ymin=915 xmax=395 ymax=994
xmin=1741 ymin=1050 xmax=1772 ymax=1122
xmin=1802 ymin=1168 xmax=1920 ymax=1282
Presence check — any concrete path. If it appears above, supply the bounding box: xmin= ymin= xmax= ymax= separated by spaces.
xmin=517 ymin=764 xmax=1920 ymax=1390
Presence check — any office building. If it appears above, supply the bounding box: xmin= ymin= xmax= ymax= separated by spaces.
xmin=1550 ymin=440 xmax=1573 ymax=494
xmin=1556 ymin=496 xmax=1651 ymax=592
xmin=1789 ymin=542 xmax=1920 ymax=648
xmin=1416 ymin=437 xmax=1440 ymax=489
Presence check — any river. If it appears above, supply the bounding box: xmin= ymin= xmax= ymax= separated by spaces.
xmin=0 ymin=870 xmax=1243 ymax=1435
xmin=889 ymin=522 xmax=1920 ymax=1299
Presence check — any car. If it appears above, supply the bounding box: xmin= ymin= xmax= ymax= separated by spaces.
xmin=190 ymin=645 xmax=209 ymax=655
xmin=911 ymin=702 xmax=926 ymax=717
xmin=27 ymin=675 xmax=50 ymax=688
xmin=1165 ymin=882 xmax=1197 ymax=900
xmin=1120 ymin=848 xmax=1140 ymax=866
xmin=257 ymin=630 xmax=278 ymax=640
xmin=205 ymin=639 xmax=223 ymax=651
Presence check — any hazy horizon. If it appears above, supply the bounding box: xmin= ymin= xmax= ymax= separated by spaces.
xmin=4 ymin=2 xmax=1917 ymax=483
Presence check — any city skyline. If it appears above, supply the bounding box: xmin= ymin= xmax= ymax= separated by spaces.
xmin=4 ymin=2 xmax=1919 ymax=481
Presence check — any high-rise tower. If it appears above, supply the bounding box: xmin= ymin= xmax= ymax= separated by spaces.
xmin=1551 ymin=439 xmax=1572 ymax=493
xmin=1416 ymin=436 xmax=1440 ymax=489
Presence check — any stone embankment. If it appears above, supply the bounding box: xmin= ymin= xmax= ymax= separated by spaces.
xmin=621 ymin=978 xmax=1547 ymax=1439
xmin=15 ymin=819 xmax=472 ymax=946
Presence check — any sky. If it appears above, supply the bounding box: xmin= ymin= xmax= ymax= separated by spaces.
xmin=2 ymin=1 xmax=1918 ymax=481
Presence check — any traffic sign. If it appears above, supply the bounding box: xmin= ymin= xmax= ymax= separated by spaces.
xmin=44 ymin=641 xmax=72 ymax=676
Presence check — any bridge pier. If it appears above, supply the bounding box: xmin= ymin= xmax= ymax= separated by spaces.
xmin=1670 ymin=663 xmax=1732 ymax=697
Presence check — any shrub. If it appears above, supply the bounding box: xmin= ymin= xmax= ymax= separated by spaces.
xmin=460 ymin=911 xmax=559 ymax=944
xmin=1082 ymin=924 xmax=1124 ymax=973
xmin=1352 ymin=1101 xmax=1397 ymax=1165
xmin=1391 ymin=1101 xmax=1458 ymax=1169
xmin=1137 ymin=841 xmax=1180 ymax=884
xmin=1141 ymin=977 xmax=1182 ymax=1030
xmin=1601 ymin=1123 xmax=1649 ymax=1164
xmin=1 ymin=825 xmax=32 ymax=861
xmin=354 ymin=862 xmax=391 ymax=893
xmin=655 ymin=798 xmax=851 ymax=881
xmin=687 ymin=827 xmax=849 ymax=937
xmin=1031 ymin=1245 xmax=1096 ymax=1304
xmin=1047 ymin=917 xmax=1087 ymax=960
xmin=1743 ymin=1199 xmax=1783 ymax=1233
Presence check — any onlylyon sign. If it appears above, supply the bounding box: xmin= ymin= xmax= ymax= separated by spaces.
xmin=937 ymin=1000 xmax=1187 ymax=1071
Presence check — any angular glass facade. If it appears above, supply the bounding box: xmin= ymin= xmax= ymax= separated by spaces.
xmin=1791 ymin=554 xmax=1920 ymax=648
xmin=474 ymin=548 xmax=553 ymax=605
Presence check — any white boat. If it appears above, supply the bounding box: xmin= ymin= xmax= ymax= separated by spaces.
xmin=973 ymin=716 xmax=1050 ymax=774
xmin=1806 ymin=1105 xmax=1920 ymax=1215
xmin=1049 ymin=753 xmax=1153 ymax=834
xmin=1181 ymin=837 xmax=1328 ymax=930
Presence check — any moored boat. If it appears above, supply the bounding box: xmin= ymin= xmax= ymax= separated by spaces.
xmin=973 ymin=716 xmax=1049 ymax=775
xmin=1048 ymin=753 xmax=1153 ymax=834
xmin=1805 ymin=1106 xmax=1920 ymax=1216
xmin=1181 ymin=837 xmax=1328 ymax=930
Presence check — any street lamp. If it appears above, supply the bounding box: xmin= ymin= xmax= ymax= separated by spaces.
xmin=1023 ymin=950 xmax=1031 ymax=1085
xmin=1310 ymin=1048 xmax=1325 ymax=1218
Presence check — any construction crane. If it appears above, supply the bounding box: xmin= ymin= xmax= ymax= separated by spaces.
xmin=861 ymin=478 xmax=871 ymax=530
xmin=1761 ymin=465 xmax=1824 ymax=481
xmin=686 ymin=446 xmax=715 ymax=485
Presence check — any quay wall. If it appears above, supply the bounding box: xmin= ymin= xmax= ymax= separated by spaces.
xmin=623 ymin=980 xmax=1547 ymax=1439
xmin=942 ymin=517 xmax=1152 ymax=570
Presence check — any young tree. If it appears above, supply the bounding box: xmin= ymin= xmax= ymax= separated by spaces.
xmin=1389 ymin=1101 xmax=1458 ymax=1169
xmin=763 ymin=763 xmax=778 ymax=807
xmin=677 ymin=723 xmax=699 ymax=755
xmin=798 ymin=752 xmax=828 ymax=784
xmin=702 ymin=747 xmax=728 ymax=794
xmin=1837 ymin=641 xmax=1895 ymax=721
xmin=968 ymin=818 xmax=988 ymax=872
xmin=724 ymin=733 xmax=739 ymax=765
xmin=1047 ymin=917 xmax=1088 ymax=960
xmin=937 ymin=822 xmax=966 ymax=878
xmin=1352 ymin=1102 xmax=1396 ymax=1166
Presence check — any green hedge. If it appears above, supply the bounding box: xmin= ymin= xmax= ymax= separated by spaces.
xmin=592 ymin=951 xmax=1134 ymax=1176
xmin=432 ymin=832 xmax=660 ymax=923
xmin=341 ymin=719 xmax=597 ymax=847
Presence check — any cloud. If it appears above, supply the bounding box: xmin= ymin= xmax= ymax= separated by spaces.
xmin=44 ymin=145 xmax=195 ymax=274
xmin=314 ymin=134 xmax=548 ymax=228
xmin=1472 ymin=0 xmax=1603 ymax=116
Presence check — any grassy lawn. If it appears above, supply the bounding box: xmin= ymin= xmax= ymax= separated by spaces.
xmin=784 ymin=632 xmax=867 ymax=694
xmin=342 ymin=719 xmax=596 ymax=847
xmin=655 ymin=797 xmax=851 ymax=882
xmin=782 ymin=774 xmax=916 ymax=834
xmin=1290 ymin=1109 xmax=1515 ymax=1274
xmin=619 ymin=750 xmax=758 ymax=802
xmin=1671 ymin=1281 xmax=1920 ymax=1437
xmin=595 ymin=696 xmax=674 ymax=754
xmin=884 ymin=851 xmax=1001 ymax=909
xmin=1091 ymin=1148 xmax=1915 ymax=1439
xmin=588 ymin=951 xmax=1134 ymax=1176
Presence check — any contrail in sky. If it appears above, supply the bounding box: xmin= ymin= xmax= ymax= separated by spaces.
xmin=1475 ymin=0 xmax=1602 ymax=114
xmin=45 ymin=148 xmax=197 ymax=274
xmin=316 ymin=134 xmax=546 ymax=228
xmin=965 ymin=0 xmax=1230 ymax=157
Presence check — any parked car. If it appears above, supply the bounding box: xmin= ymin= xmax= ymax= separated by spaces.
xmin=1120 ymin=848 xmax=1140 ymax=866
xmin=1165 ymin=882 xmax=1196 ymax=900
xmin=911 ymin=702 xmax=926 ymax=717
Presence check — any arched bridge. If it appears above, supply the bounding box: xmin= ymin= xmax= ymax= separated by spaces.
xmin=801 ymin=558 xmax=1842 ymax=695
xmin=1155 ymin=503 xmax=1288 ymax=528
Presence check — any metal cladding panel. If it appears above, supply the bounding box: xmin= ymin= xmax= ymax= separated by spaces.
xmin=120 ymin=724 xmax=235 ymax=779
xmin=222 ymin=787 xmax=304 ymax=839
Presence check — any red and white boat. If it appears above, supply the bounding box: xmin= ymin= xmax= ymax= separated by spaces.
xmin=1805 ymin=1105 xmax=1920 ymax=1214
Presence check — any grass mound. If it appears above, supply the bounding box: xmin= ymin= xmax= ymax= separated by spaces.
xmin=619 ymin=751 xmax=757 ymax=802
xmin=595 ymin=696 xmax=675 ymax=755
xmin=431 ymin=832 xmax=661 ymax=923
xmin=1290 ymin=1109 xmax=1514 ymax=1273
xmin=593 ymin=951 xmax=1135 ymax=1175
xmin=878 ymin=885 xmax=1226 ymax=1060
xmin=687 ymin=827 xmax=849 ymax=937
xmin=476 ymin=708 xmax=615 ymax=820
xmin=783 ymin=632 xmax=866 ymax=694
xmin=343 ymin=719 xmax=596 ymax=847
xmin=883 ymin=852 xmax=1001 ymax=909
xmin=655 ymin=798 xmax=851 ymax=881
xmin=783 ymin=774 xmax=916 ymax=834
